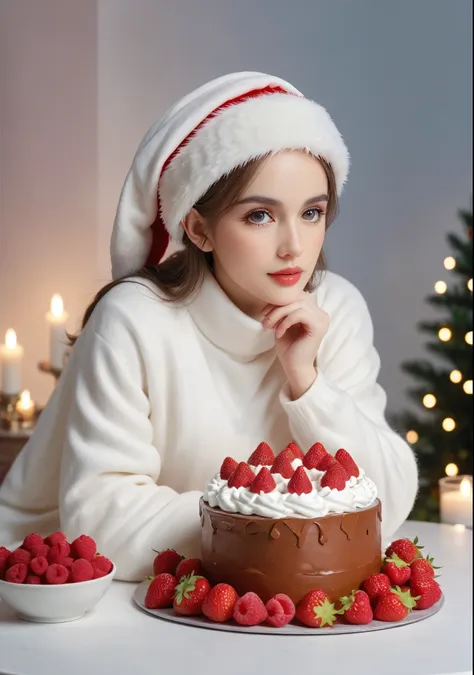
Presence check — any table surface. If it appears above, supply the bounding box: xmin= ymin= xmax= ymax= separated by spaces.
xmin=0 ymin=521 xmax=472 ymax=675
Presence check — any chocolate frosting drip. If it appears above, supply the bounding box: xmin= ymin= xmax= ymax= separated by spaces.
xmin=200 ymin=499 xmax=382 ymax=604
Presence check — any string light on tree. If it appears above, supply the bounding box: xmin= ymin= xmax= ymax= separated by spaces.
xmin=392 ymin=207 xmax=472 ymax=522
xmin=423 ymin=394 xmax=437 ymax=408
xmin=438 ymin=327 xmax=452 ymax=342
xmin=406 ymin=430 xmax=419 ymax=444
xmin=442 ymin=417 xmax=456 ymax=432
xmin=445 ymin=463 xmax=459 ymax=477
xmin=444 ymin=256 xmax=456 ymax=270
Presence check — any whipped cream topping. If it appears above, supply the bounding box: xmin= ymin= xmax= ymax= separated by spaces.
xmin=202 ymin=458 xmax=378 ymax=519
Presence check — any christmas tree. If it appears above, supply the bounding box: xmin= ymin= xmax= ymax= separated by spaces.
xmin=392 ymin=207 xmax=473 ymax=522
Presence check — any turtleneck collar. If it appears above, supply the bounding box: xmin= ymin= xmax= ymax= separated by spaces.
xmin=187 ymin=271 xmax=276 ymax=359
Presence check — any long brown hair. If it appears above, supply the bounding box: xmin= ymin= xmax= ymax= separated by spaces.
xmin=69 ymin=153 xmax=339 ymax=345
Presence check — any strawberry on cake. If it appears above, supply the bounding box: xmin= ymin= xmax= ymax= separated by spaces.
xmin=200 ymin=441 xmax=382 ymax=604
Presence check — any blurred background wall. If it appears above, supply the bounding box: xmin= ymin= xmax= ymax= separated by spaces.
xmin=1 ymin=0 xmax=472 ymax=410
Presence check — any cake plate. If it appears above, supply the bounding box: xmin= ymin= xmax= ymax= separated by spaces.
xmin=133 ymin=580 xmax=444 ymax=636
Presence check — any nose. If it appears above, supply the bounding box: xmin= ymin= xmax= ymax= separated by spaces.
xmin=276 ymin=221 xmax=304 ymax=259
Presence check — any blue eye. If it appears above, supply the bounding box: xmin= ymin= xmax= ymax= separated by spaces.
xmin=247 ymin=210 xmax=272 ymax=226
xmin=303 ymin=208 xmax=323 ymax=223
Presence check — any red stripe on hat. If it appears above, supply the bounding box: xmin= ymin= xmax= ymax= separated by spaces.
xmin=146 ymin=85 xmax=293 ymax=268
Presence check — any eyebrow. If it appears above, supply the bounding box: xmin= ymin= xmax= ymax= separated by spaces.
xmin=234 ymin=194 xmax=328 ymax=207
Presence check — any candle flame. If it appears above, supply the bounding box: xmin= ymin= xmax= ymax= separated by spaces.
xmin=5 ymin=329 xmax=17 ymax=349
xmin=50 ymin=294 xmax=64 ymax=318
xmin=460 ymin=478 xmax=472 ymax=498
xmin=19 ymin=390 xmax=32 ymax=407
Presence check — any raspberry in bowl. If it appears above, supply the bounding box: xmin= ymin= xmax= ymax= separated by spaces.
xmin=0 ymin=531 xmax=116 ymax=622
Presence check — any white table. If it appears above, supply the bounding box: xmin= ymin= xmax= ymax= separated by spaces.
xmin=0 ymin=521 xmax=471 ymax=675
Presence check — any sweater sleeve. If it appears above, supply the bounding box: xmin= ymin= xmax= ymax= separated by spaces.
xmin=279 ymin=279 xmax=419 ymax=540
xmin=59 ymin=325 xmax=202 ymax=582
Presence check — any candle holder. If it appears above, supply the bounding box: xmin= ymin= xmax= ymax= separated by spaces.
xmin=439 ymin=475 xmax=473 ymax=529
xmin=38 ymin=360 xmax=62 ymax=383
xmin=0 ymin=391 xmax=42 ymax=432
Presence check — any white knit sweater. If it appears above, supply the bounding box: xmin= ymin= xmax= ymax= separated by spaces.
xmin=0 ymin=270 xmax=418 ymax=579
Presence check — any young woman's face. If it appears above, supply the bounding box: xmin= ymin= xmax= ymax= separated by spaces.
xmin=209 ymin=151 xmax=329 ymax=317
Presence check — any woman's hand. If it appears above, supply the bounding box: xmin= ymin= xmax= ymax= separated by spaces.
xmin=262 ymin=293 xmax=330 ymax=400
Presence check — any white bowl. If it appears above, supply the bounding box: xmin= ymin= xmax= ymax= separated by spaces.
xmin=0 ymin=563 xmax=116 ymax=622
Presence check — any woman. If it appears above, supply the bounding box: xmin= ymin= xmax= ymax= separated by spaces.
xmin=0 ymin=72 xmax=418 ymax=580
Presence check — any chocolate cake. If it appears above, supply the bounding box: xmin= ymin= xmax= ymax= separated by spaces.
xmin=199 ymin=441 xmax=382 ymax=604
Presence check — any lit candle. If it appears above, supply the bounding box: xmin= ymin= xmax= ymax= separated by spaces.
xmin=439 ymin=475 xmax=472 ymax=528
xmin=46 ymin=294 xmax=69 ymax=370
xmin=0 ymin=329 xmax=24 ymax=395
xmin=16 ymin=389 xmax=35 ymax=422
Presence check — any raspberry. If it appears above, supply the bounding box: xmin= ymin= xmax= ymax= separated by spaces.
xmin=29 ymin=543 xmax=50 ymax=558
xmin=25 ymin=575 xmax=42 ymax=584
xmin=233 ymin=592 xmax=268 ymax=626
xmin=44 ymin=531 xmax=67 ymax=546
xmin=47 ymin=541 xmax=71 ymax=564
xmin=30 ymin=556 xmax=49 ymax=576
xmin=69 ymin=559 xmax=94 ymax=583
xmin=70 ymin=535 xmax=97 ymax=561
xmin=45 ymin=563 xmax=69 ymax=585
xmin=265 ymin=593 xmax=296 ymax=627
xmin=8 ymin=548 xmax=31 ymax=567
xmin=22 ymin=533 xmax=44 ymax=552
xmin=0 ymin=546 xmax=11 ymax=579
xmin=92 ymin=566 xmax=108 ymax=579
xmin=5 ymin=563 xmax=28 ymax=584
xmin=91 ymin=555 xmax=113 ymax=574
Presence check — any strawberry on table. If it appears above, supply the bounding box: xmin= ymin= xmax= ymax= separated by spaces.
xmin=233 ymin=592 xmax=268 ymax=626
xmin=374 ymin=587 xmax=418 ymax=622
xmin=202 ymin=583 xmax=239 ymax=622
xmin=265 ymin=593 xmax=296 ymax=628
xmin=338 ymin=590 xmax=373 ymax=625
xmin=295 ymin=589 xmax=339 ymax=627
xmin=175 ymin=558 xmax=202 ymax=580
xmin=303 ymin=442 xmax=328 ymax=470
xmin=145 ymin=573 xmax=178 ymax=609
xmin=247 ymin=442 xmax=275 ymax=466
xmin=410 ymin=577 xmax=442 ymax=610
xmin=383 ymin=553 xmax=412 ymax=585
xmin=173 ymin=574 xmax=211 ymax=616
xmin=152 ymin=548 xmax=183 ymax=576
xmin=361 ymin=573 xmax=391 ymax=606
xmin=385 ymin=536 xmax=423 ymax=564
xmin=410 ymin=555 xmax=439 ymax=581
xmin=219 ymin=456 xmax=239 ymax=480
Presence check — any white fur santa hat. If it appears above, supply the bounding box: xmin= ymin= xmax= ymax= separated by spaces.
xmin=110 ymin=71 xmax=350 ymax=279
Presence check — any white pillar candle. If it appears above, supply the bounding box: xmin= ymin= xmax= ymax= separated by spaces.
xmin=46 ymin=294 xmax=69 ymax=370
xmin=439 ymin=475 xmax=472 ymax=527
xmin=0 ymin=329 xmax=24 ymax=395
